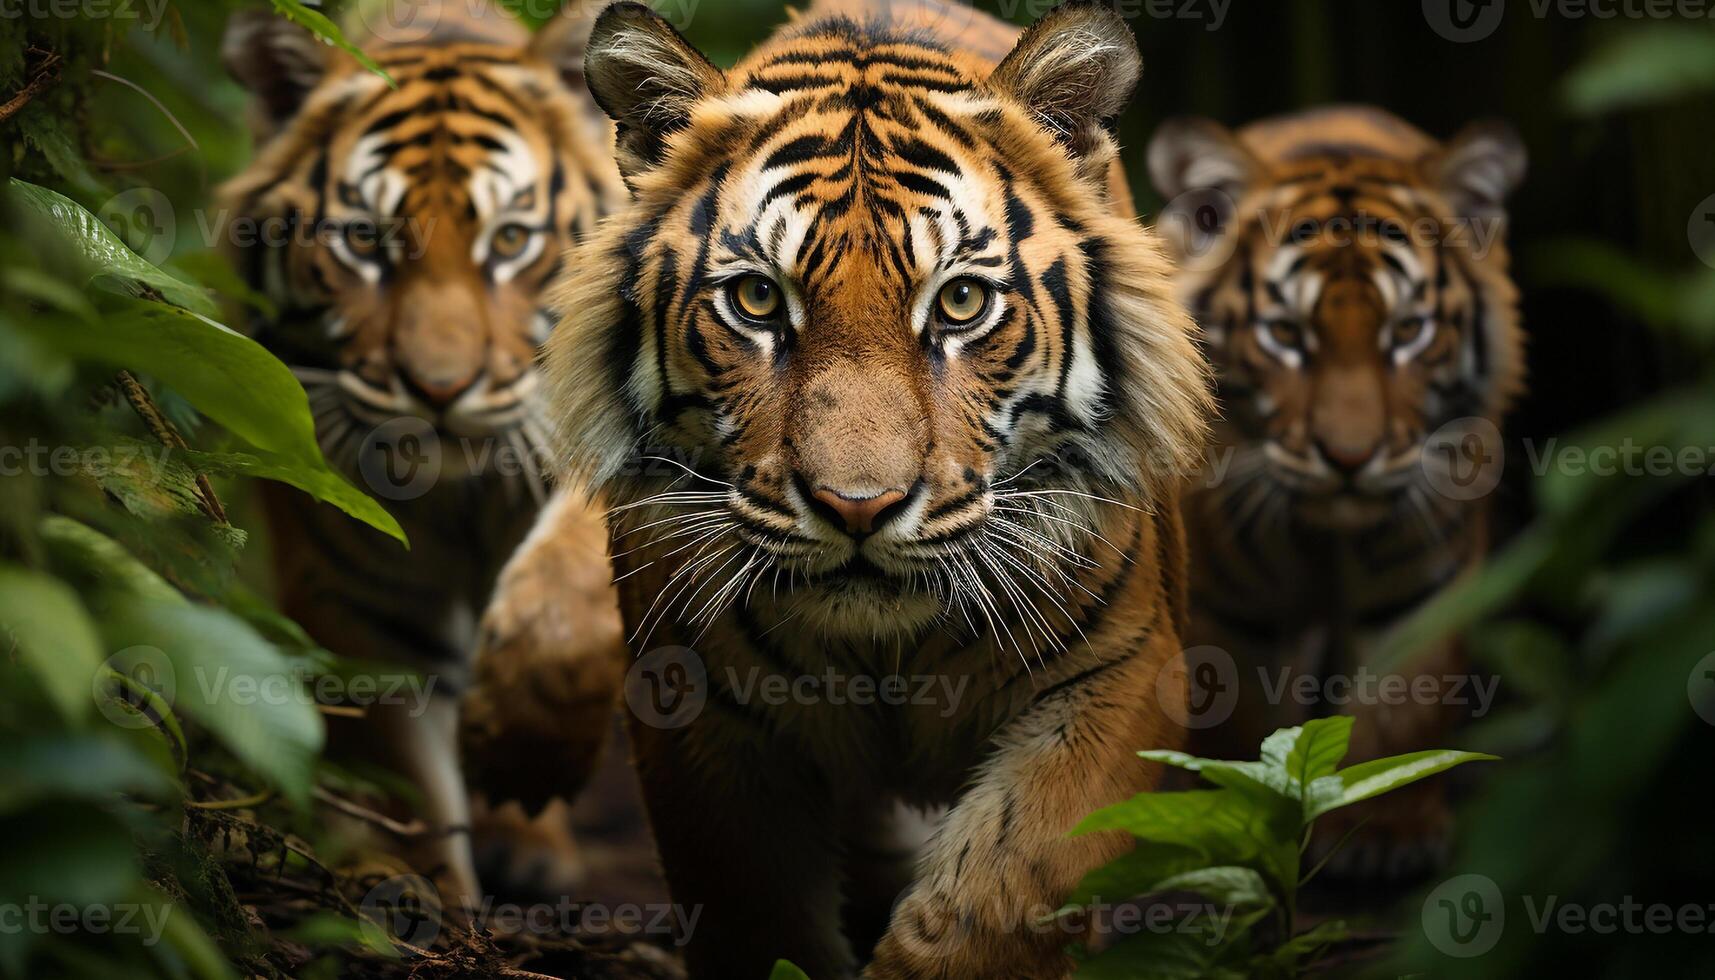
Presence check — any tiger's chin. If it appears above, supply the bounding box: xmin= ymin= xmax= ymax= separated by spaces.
xmin=1293 ymin=490 xmax=1406 ymax=530
xmin=782 ymin=564 xmax=945 ymax=640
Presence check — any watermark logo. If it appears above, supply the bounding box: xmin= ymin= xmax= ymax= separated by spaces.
xmin=359 ymin=874 xmax=442 ymax=953
xmin=1423 ymin=873 xmax=1505 ymax=957
xmin=1156 ymin=645 xmax=1239 ymax=730
xmin=1159 ymin=187 xmax=1240 ymax=274
xmin=1422 ymin=416 xmax=1505 ymax=501
xmin=93 ymin=645 xmax=176 ymax=730
xmin=1689 ymin=193 xmax=1715 ymax=271
xmin=1424 ymin=0 xmax=1507 ymax=41
xmin=1689 ymin=652 xmax=1715 ymax=726
xmin=98 ymin=187 xmax=175 ymax=266
xmin=625 ymin=646 xmax=708 ymax=729
xmin=358 ymin=417 xmax=442 ymax=501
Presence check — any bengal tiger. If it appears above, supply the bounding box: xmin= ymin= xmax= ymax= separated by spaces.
xmin=1147 ymin=106 xmax=1526 ymax=876
xmin=217 ymin=0 xmax=626 ymax=904
xmin=476 ymin=0 xmax=1214 ymax=975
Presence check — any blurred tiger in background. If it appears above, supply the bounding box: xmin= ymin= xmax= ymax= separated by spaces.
xmin=1149 ymin=105 xmax=1526 ymax=877
xmin=218 ymin=0 xmax=625 ymax=905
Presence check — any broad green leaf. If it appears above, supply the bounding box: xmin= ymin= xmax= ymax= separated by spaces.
xmin=0 ymin=566 xmax=103 ymax=722
xmin=103 ymin=598 xmax=325 ymax=807
xmin=270 ymin=0 xmax=396 ymax=85
xmin=1063 ymin=841 xmax=1209 ymax=910
xmin=1309 ymin=750 xmax=1498 ymax=820
xmin=1565 ymin=26 xmax=1715 ymax=114
xmin=0 ymin=802 xmax=138 ymax=907
xmin=1138 ymin=750 xmax=1293 ymax=804
xmin=1072 ymin=789 xmax=1296 ymax=892
xmin=1281 ymin=717 xmax=1354 ymax=795
xmin=18 ymin=302 xmax=405 ymax=543
xmin=142 ymin=882 xmax=237 ymax=980
xmin=1073 ymin=904 xmax=1265 ymax=980
xmin=181 ymin=447 xmax=406 ymax=547
xmin=1263 ymin=919 xmax=1350 ymax=972
xmin=769 ymin=961 xmax=813 ymax=980
xmin=0 ymin=736 xmax=176 ymax=812
xmin=6 ymin=179 xmax=215 ymax=316
xmin=1148 ymin=867 xmax=1274 ymax=912
xmin=38 ymin=514 xmax=183 ymax=604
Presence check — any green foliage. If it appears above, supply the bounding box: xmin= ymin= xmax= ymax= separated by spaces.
xmin=1063 ymin=718 xmax=1494 ymax=979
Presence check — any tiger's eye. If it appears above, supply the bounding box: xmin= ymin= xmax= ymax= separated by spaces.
xmin=1393 ymin=316 xmax=1428 ymax=346
xmin=1266 ymin=319 xmax=1303 ymax=349
xmin=937 ymin=278 xmax=988 ymax=325
xmin=731 ymin=275 xmax=782 ymax=321
xmin=345 ymin=220 xmax=382 ymax=259
xmin=491 ymin=223 xmax=532 ymax=260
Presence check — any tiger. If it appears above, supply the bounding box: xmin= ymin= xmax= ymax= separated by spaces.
xmin=475 ymin=0 xmax=1215 ymax=975
xmin=1147 ymin=105 xmax=1526 ymax=877
xmin=217 ymin=0 xmax=626 ymax=905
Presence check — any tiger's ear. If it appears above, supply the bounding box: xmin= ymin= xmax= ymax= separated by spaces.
xmin=1430 ymin=120 xmax=1526 ymax=222
xmin=989 ymin=1 xmax=1141 ymax=165
xmin=1147 ymin=117 xmax=1259 ymax=260
xmin=584 ymin=1 xmax=724 ymax=181
xmin=222 ymin=11 xmax=331 ymax=126
xmin=1146 ymin=117 xmax=1259 ymax=203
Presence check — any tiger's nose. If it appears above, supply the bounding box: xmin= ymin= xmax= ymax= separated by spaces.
xmin=1316 ymin=438 xmax=1379 ymax=475
xmin=807 ymin=485 xmax=912 ymax=536
xmin=398 ymin=365 xmax=481 ymax=409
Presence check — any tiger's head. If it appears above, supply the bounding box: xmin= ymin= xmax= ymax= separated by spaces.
xmin=548 ymin=1 xmax=1211 ymax=636
xmin=219 ymin=0 xmax=623 ymax=495
xmin=1149 ymin=106 xmax=1526 ymax=528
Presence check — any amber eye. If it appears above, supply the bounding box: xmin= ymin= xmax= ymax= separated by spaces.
xmin=1264 ymin=319 xmax=1303 ymax=350
xmin=729 ymin=275 xmax=782 ymax=322
xmin=491 ymin=223 xmax=533 ymax=261
xmin=345 ymin=220 xmax=383 ymax=260
xmin=937 ymin=277 xmax=989 ymax=326
xmin=1392 ymin=316 xmax=1430 ymax=348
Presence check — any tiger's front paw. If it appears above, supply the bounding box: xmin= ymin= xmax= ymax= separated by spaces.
xmin=865 ymin=888 xmax=1073 ymax=980
xmin=461 ymin=508 xmax=625 ymax=813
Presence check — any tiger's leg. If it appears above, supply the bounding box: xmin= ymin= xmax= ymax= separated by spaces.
xmin=461 ymin=487 xmax=626 ymax=895
xmin=867 ymin=645 xmax=1178 ymax=980
xmin=631 ymin=717 xmax=855 ymax=980
xmin=264 ymin=486 xmax=483 ymax=910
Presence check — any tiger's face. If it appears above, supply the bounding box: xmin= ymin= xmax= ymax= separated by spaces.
xmin=1150 ymin=111 xmax=1525 ymax=528
xmin=221 ymin=3 xmax=623 ymax=492
xmin=549 ymin=3 xmax=1210 ymax=636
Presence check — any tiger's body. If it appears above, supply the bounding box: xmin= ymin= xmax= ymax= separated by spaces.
xmin=489 ymin=0 xmax=1214 ymax=975
xmin=1149 ymin=105 xmax=1526 ymax=875
xmin=218 ymin=0 xmax=626 ymax=902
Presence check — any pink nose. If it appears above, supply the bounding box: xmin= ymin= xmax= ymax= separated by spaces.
xmin=810 ymin=487 xmax=909 ymax=535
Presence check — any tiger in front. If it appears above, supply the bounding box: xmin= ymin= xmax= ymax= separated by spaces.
xmin=484 ymin=0 xmax=1214 ymax=975
xmin=218 ymin=0 xmax=626 ymax=904
xmin=1148 ymin=106 xmax=1526 ymax=876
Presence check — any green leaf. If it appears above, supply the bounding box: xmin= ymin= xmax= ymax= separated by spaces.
xmin=38 ymin=514 xmax=184 ymax=604
xmin=1263 ymin=919 xmax=1350 ymax=973
xmin=103 ymin=598 xmax=326 ymax=807
xmin=1281 ymin=717 xmax=1353 ymax=797
xmin=270 ymin=0 xmax=396 ymax=85
xmin=18 ymin=301 xmax=405 ymax=543
xmin=769 ymin=961 xmax=813 ymax=980
xmin=1565 ymin=26 xmax=1715 ymax=115
xmin=1136 ymin=751 xmax=1292 ymax=802
xmin=1148 ymin=867 xmax=1274 ymax=913
xmin=6 ymin=179 xmax=215 ymax=316
xmin=0 ymin=566 xmax=103 ymax=722
xmin=1308 ymin=750 xmax=1498 ymax=820
xmin=0 ymin=736 xmax=177 ymax=813
xmin=181 ymin=447 xmax=407 ymax=548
